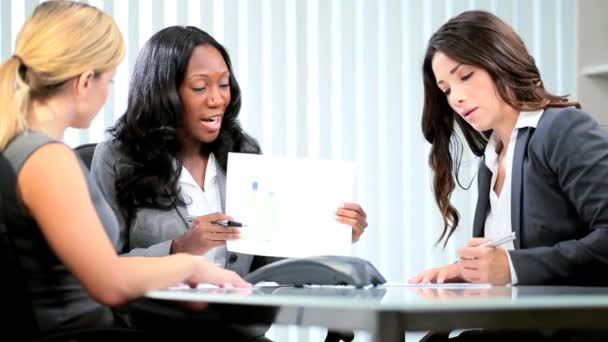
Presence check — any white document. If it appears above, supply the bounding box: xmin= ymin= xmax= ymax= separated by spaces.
xmin=380 ymin=282 xmax=492 ymax=289
xmin=225 ymin=152 xmax=355 ymax=258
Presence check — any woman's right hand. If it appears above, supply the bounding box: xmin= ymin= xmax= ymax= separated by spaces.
xmin=172 ymin=212 xmax=241 ymax=255
xmin=408 ymin=263 xmax=463 ymax=284
xmin=185 ymin=257 xmax=251 ymax=288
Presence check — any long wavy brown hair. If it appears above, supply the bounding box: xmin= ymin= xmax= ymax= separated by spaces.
xmin=421 ymin=10 xmax=579 ymax=246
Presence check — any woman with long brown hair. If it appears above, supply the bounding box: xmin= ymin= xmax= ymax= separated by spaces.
xmin=410 ymin=10 xmax=608 ymax=287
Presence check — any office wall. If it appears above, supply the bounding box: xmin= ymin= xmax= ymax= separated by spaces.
xmin=0 ymin=0 xmax=575 ymax=341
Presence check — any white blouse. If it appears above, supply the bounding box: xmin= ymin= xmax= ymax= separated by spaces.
xmin=483 ymin=110 xmax=544 ymax=284
xmin=178 ymin=153 xmax=226 ymax=267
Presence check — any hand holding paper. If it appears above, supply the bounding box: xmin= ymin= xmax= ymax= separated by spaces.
xmin=335 ymin=202 xmax=368 ymax=242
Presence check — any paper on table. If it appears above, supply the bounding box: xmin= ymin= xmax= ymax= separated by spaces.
xmin=168 ymin=283 xmax=222 ymax=290
xmin=380 ymin=282 xmax=492 ymax=289
xmin=225 ymin=152 xmax=355 ymax=258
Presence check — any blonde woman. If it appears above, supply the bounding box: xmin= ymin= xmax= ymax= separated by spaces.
xmin=0 ymin=0 xmax=248 ymax=338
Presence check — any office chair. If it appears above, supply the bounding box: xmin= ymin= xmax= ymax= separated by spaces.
xmin=0 ymin=152 xmax=146 ymax=342
xmin=73 ymin=142 xmax=97 ymax=170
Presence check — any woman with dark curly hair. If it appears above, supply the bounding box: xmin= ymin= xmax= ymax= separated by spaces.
xmin=91 ymin=25 xmax=368 ymax=278
xmin=92 ymin=25 xmax=367 ymax=341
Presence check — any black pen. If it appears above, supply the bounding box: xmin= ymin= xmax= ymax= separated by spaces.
xmin=186 ymin=216 xmax=245 ymax=227
xmin=213 ymin=219 xmax=246 ymax=227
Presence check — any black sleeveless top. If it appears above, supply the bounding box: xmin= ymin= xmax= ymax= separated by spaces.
xmin=3 ymin=131 xmax=119 ymax=335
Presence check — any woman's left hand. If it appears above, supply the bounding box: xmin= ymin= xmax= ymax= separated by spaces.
xmin=335 ymin=202 xmax=368 ymax=242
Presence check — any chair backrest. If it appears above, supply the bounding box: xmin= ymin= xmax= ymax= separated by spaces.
xmin=0 ymin=152 xmax=39 ymax=341
xmin=73 ymin=143 xmax=97 ymax=170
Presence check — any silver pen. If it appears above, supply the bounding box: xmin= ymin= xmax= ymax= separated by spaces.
xmin=454 ymin=231 xmax=516 ymax=263
xmin=477 ymin=231 xmax=516 ymax=248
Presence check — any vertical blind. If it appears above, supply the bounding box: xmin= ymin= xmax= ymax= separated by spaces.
xmin=1 ymin=1 xmax=575 ymax=341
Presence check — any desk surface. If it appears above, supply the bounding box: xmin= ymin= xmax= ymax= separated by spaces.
xmin=140 ymin=285 xmax=608 ymax=342
xmin=145 ymin=285 xmax=608 ymax=309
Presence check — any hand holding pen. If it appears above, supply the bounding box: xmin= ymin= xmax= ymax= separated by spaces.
xmin=171 ymin=212 xmax=242 ymax=255
xmin=208 ymin=219 xmax=246 ymax=228
xmin=409 ymin=232 xmax=516 ymax=285
xmin=455 ymin=232 xmax=516 ymax=263
xmin=457 ymin=232 xmax=517 ymax=285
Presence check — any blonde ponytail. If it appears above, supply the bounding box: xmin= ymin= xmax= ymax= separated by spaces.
xmin=0 ymin=0 xmax=124 ymax=149
xmin=0 ymin=56 xmax=31 ymax=149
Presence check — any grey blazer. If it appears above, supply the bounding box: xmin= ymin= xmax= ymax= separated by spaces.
xmin=91 ymin=139 xmax=277 ymax=276
xmin=472 ymin=107 xmax=608 ymax=285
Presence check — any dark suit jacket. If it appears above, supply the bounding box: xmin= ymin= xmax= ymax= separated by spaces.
xmin=472 ymin=107 xmax=608 ymax=285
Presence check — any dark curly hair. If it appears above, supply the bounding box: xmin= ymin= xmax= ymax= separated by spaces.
xmin=110 ymin=26 xmax=260 ymax=224
xmin=421 ymin=11 xmax=578 ymax=246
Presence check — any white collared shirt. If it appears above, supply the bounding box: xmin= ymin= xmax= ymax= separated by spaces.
xmin=179 ymin=153 xmax=226 ymax=267
xmin=483 ymin=110 xmax=544 ymax=285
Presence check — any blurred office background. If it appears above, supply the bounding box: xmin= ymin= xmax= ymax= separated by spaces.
xmin=0 ymin=0 xmax=577 ymax=340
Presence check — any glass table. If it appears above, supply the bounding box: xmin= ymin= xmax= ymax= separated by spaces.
xmin=133 ymin=285 xmax=608 ymax=341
